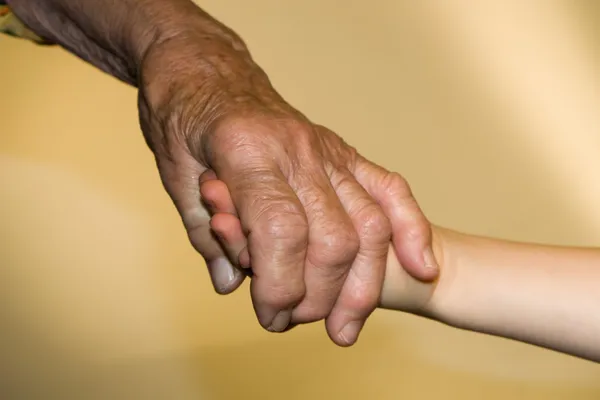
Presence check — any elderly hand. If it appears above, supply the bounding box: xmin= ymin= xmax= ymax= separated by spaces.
xmin=8 ymin=0 xmax=438 ymax=346
xmin=138 ymin=34 xmax=438 ymax=345
xmin=198 ymin=166 xmax=439 ymax=344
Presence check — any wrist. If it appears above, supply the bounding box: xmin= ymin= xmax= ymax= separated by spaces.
xmin=139 ymin=31 xmax=258 ymax=104
xmin=379 ymin=226 xmax=448 ymax=316
xmin=138 ymin=33 xmax=263 ymax=142
xmin=406 ymin=225 xmax=450 ymax=318
xmin=422 ymin=227 xmax=465 ymax=324
xmin=138 ymin=27 xmax=289 ymax=160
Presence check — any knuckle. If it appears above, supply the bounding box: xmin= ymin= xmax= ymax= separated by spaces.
xmin=252 ymin=201 xmax=310 ymax=255
xmin=345 ymin=282 xmax=380 ymax=316
xmin=357 ymin=292 xmax=380 ymax=315
xmin=329 ymin=169 xmax=359 ymax=197
xmin=284 ymin=119 xmax=314 ymax=140
xmin=392 ymin=195 xmax=430 ymax=241
xmin=357 ymin=205 xmax=392 ymax=243
xmin=381 ymin=171 xmax=411 ymax=197
xmin=315 ymin=227 xmax=360 ymax=265
xmin=259 ymin=206 xmax=309 ymax=241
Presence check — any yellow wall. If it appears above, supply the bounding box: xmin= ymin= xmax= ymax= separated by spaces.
xmin=1 ymin=1 xmax=599 ymax=398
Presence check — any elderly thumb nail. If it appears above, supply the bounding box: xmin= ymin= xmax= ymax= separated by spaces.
xmin=208 ymin=257 xmax=236 ymax=293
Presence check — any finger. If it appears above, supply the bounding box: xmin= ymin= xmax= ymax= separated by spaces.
xmin=199 ymin=176 xmax=250 ymax=268
xmin=353 ymin=158 xmax=438 ymax=282
xmin=289 ymin=165 xmax=360 ymax=325
xmin=212 ymin=153 xmax=308 ymax=333
xmin=210 ymin=213 xmax=251 ymax=268
xmin=199 ymin=169 xmax=217 ymax=184
xmin=324 ymin=169 xmax=391 ymax=346
xmin=206 ymin=155 xmax=361 ymax=325
xmin=200 ymin=178 xmax=239 ymax=216
xmin=156 ymin=147 xmax=244 ymax=294
xmin=199 ymin=170 xmax=253 ymax=267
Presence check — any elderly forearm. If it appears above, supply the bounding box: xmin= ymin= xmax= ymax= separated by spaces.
xmin=6 ymin=0 xmax=250 ymax=85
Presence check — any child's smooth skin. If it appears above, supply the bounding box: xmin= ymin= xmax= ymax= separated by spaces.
xmin=200 ymin=175 xmax=600 ymax=363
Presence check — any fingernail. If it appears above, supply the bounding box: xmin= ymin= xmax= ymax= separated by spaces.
xmin=338 ymin=321 xmax=363 ymax=346
xmin=208 ymin=257 xmax=236 ymax=293
xmin=423 ymin=246 xmax=439 ymax=271
xmin=267 ymin=309 xmax=292 ymax=333
xmin=239 ymin=248 xmax=251 ymax=269
xmin=199 ymin=169 xmax=217 ymax=183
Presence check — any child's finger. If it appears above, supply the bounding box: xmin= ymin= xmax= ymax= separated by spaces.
xmin=200 ymin=171 xmax=250 ymax=267
xmin=200 ymin=178 xmax=238 ymax=216
xmin=199 ymin=169 xmax=218 ymax=184
xmin=210 ymin=213 xmax=251 ymax=268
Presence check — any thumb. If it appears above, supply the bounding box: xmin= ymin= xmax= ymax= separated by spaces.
xmin=353 ymin=158 xmax=439 ymax=282
xmin=155 ymin=145 xmax=245 ymax=294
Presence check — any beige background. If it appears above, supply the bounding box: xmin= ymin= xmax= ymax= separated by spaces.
xmin=1 ymin=1 xmax=599 ymax=399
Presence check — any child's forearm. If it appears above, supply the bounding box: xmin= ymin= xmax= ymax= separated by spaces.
xmin=380 ymin=227 xmax=600 ymax=362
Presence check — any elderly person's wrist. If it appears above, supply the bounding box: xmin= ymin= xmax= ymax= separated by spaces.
xmin=136 ymin=2 xmax=261 ymax=85
xmin=137 ymin=23 xmax=296 ymax=161
xmin=5 ymin=0 xmax=226 ymax=85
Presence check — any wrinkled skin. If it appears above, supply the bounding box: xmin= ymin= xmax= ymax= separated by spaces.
xmin=9 ymin=0 xmax=438 ymax=345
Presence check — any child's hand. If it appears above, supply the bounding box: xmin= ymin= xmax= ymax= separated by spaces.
xmin=199 ymin=170 xmax=440 ymax=316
